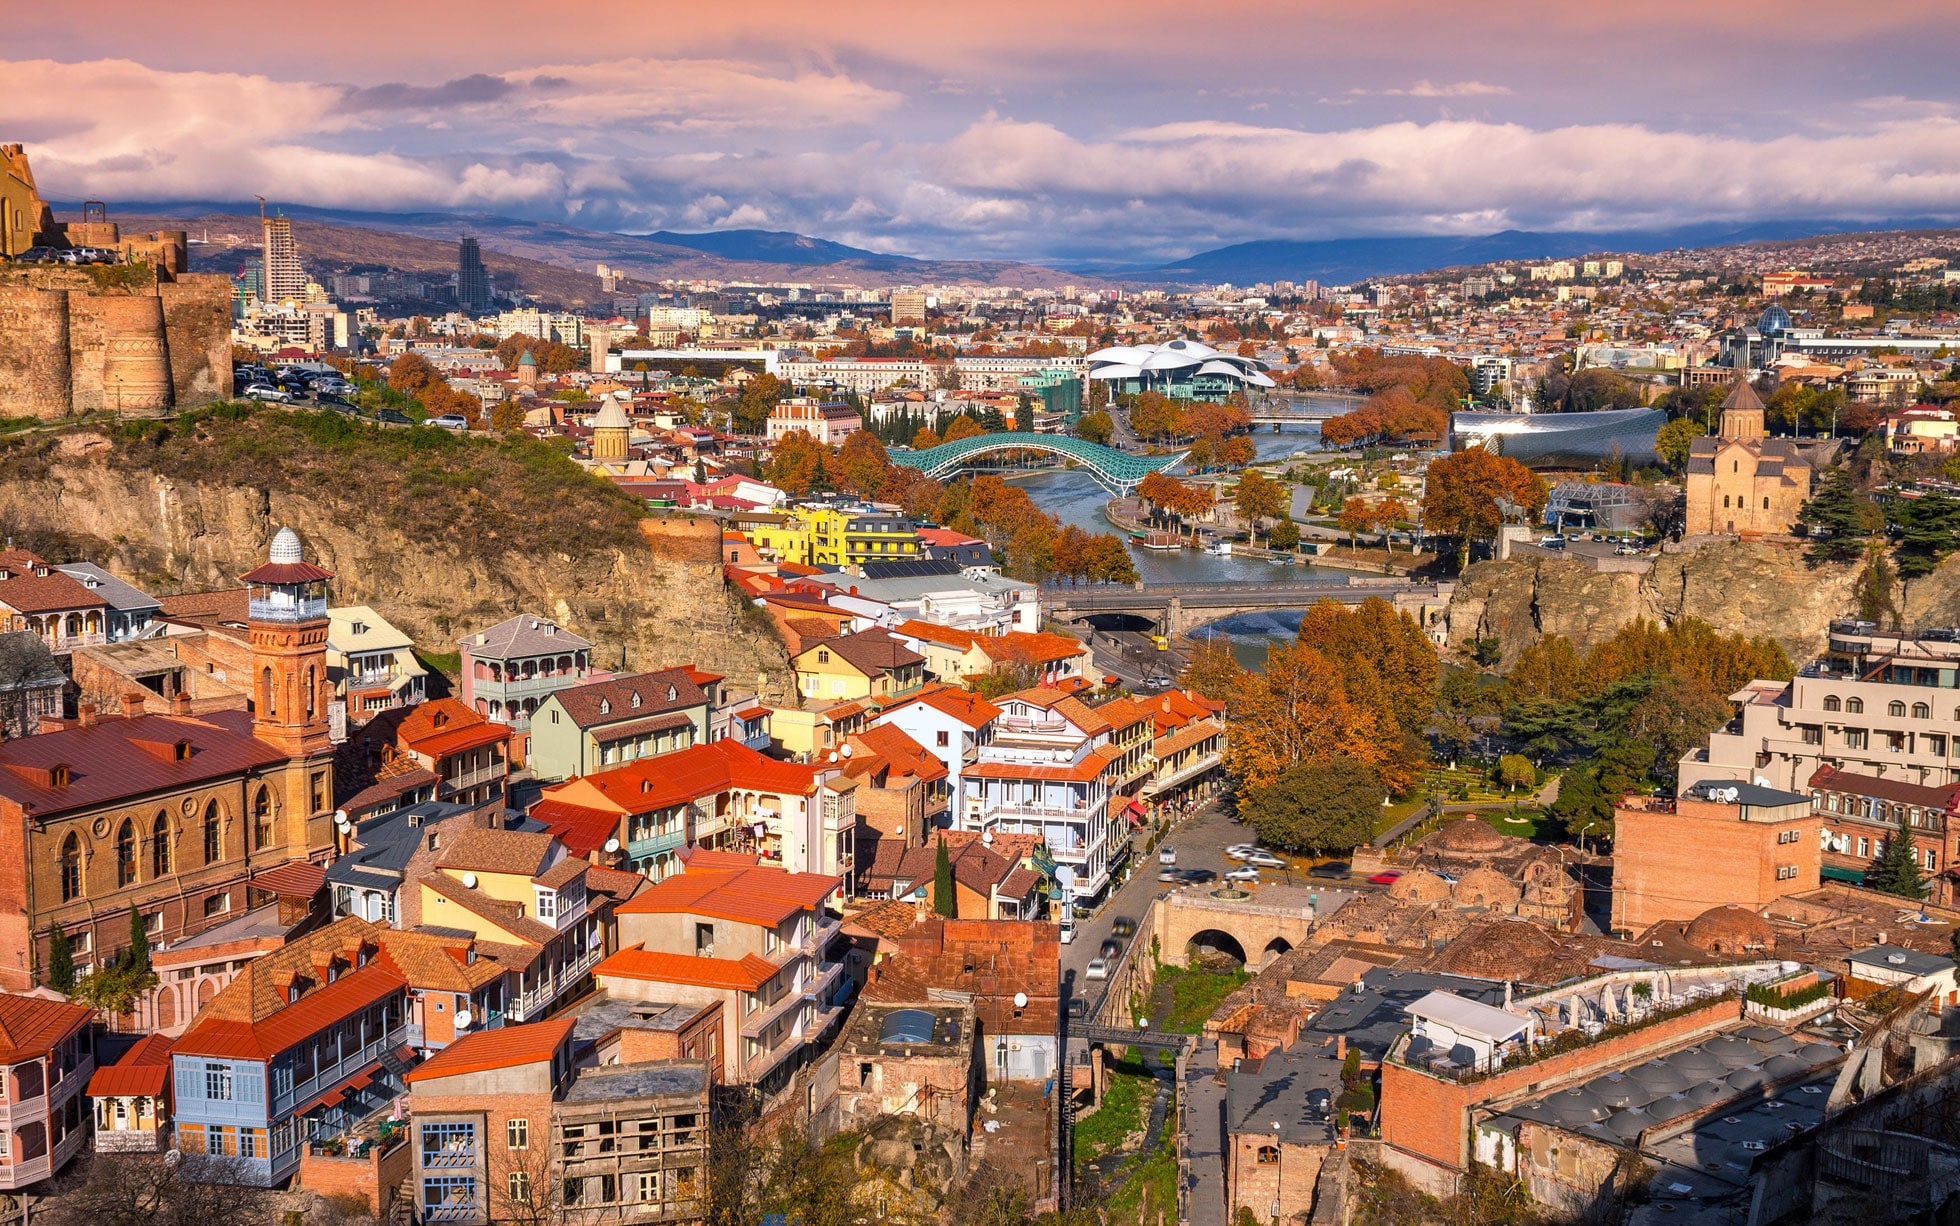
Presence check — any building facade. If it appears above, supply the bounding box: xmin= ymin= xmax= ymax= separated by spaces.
xmin=1683 ymin=376 xmax=1813 ymax=536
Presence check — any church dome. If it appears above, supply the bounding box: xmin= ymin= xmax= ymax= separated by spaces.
xmin=1758 ymin=304 xmax=1793 ymax=335
xmin=269 ymin=526 xmax=304 ymax=564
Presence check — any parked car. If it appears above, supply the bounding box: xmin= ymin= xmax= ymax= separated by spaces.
xmin=1225 ymin=866 xmax=1261 ymax=883
xmin=13 ymin=246 xmax=65 ymax=264
xmin=377 ymin=409 xmax=414 ymax=425
xmin=1614 ymin=544 xmax=1641 ymax=556
xmin=427 ymin=414 xmax=470 ymax=430
xmin=242 ymin=383 xmax=292 ymax=403
xmin=1366 ymin=870 xmax=1403 ymax=885
xmin=1067 ymin=998 xmax=1088 ymax=1019
xmin=1245 ymin=852 xmax=1287 ymax=869
xmin=1159 ymin=847 xmax=1177 ymax=866
xmin=1538 ymin=535 xmax=1565 ymax=548
xmin=1307 ymin=862 xmax=1352 ymax=880
xmin=1085 ymin=957 xmax=1110 ymax=981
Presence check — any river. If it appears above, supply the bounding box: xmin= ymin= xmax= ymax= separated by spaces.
xmin=1012 ymin=419 xmax=1354 ymax=669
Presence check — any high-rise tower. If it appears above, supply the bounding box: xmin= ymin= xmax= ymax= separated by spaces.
xmin=260 ymin=214 xmax=305 ymax=303
xmin=457 ymin=236 xmax=491 ymax=313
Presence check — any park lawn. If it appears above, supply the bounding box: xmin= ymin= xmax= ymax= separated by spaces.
xmin=1155 ymin=965 xmax=1251 ymax=1033
xmin=1479 ymin=806 xmax=1548 ymax=840
xmin=1376 ymin=797 xmax=1427 ymax=836
xmin=1074 ymin=1057 xmax=1152 ymax=1161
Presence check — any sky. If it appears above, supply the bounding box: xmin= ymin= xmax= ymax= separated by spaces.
xmin=9 ymin=0 xmax=1960 ymax=266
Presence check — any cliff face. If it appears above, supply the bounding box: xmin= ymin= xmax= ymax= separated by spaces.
xmin=0 ymin=429 xmax=787 ymax=690
xmin=1445 ymin=539 xmax=1865 ymax=668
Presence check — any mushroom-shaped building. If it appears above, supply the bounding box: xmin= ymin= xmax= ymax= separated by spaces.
xmin=1086 ymin=339 xmax=1275 ymax=402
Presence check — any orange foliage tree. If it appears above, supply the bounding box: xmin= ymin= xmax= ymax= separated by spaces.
xmin=1421 ymin=448 xmax=1548 ymax=569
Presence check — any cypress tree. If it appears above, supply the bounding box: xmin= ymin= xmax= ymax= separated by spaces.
xmin=1870 ymin=812 xmax=1930 ymax=900
xmin=128 ymin=902 xmax=150 ymax=974
xmin=47 ymin=924 xmax=74 ymax=993
xmin=933 ymin=836 xmax=957 ymax=918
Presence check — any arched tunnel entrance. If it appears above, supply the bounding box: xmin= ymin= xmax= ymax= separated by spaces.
xmin=1261 ymin=937 xmax=1293 ymax=967
xmin=1186 ymin=929 xmax=1248 ymax=968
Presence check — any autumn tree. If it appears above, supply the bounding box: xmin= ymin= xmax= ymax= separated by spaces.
xmin=1129 ymin=391 xmax=1183 ymax=440
xmin=1223 ymin=641 xmax=1388 ymax=792
xmin=1421 ymin=448 xmax=1548 ymax=569
xmin=834 ymin=431 xmax=890 ymax=499
xmin=768 ymin=430 xmax=827 ymax=496
xmin=733 ymin=373 xmax=783 ymax=435
xmin=1240 ymin=757 xmax=1384 ymax=855
xmin=1338 ymin=497 xmax=1378 ymax=550
xmin=1234 ymin=470 xmax=1288 ymax=542
xmin=1218 ymin=434 xmax=1257 ymax=468
xmin=911 ymin=425 xmax=941 ymax=450
xmin=943 ymin=414 xmax=988 ymax=443
xmin=1076 ymin=409 xmax=1115 ymax=446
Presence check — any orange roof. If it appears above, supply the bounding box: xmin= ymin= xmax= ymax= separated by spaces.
xmin=88 ymin=1031 xmax=175 ymax=1098
xmin=616 ymin=864 xmax=839 ymax=927
xmin=847 ymin=724 xmax=948 ymax=784
xmin=410 ymin=720 xmax=511 ymax=759
xmin=405 ymin=1015 xmax=576 ymax=1083
xmin=1093 ymin=695 xmax=1155 ymax=732
xmin=966 ymin=747 xmax=1117 ymax=784
xmin=883 ymin=686 xmax=1001 ymax=729
xmin=1005 ymin=690 xmax=1112 ymax=736
xmin=683 ymin=848 xmax=760 ymax=870
xmin=175 ymin=964 xmax=407 ymax=1060
xmin=594 ymin=945 xmax=779 ymax=992
xmin=896 ymin=619 xmax=983 ymax=650
xmin=0 ymin=992 xmax=93 ymax=1063
xmin=530 ymin=799 xmax=623 ymax=856
xmin=563 ymin=739 xmax=824 ymax=815
xmin=990 ymin=632 xmax=1088 ymax=666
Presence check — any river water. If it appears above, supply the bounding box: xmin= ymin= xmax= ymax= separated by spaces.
xmin=1013 ymin=420 xmax=1354 ymax=669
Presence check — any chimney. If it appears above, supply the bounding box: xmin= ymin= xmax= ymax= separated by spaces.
xmin=122 ymin=691 xmax=147 ymax=718
xmin=172 ymin=691 xmax=192 ymax=716
xmin=1334 ymin=1034 xmax=1347 ymax=1061
xmin=78 ymin=701 xmax=98 ymax=729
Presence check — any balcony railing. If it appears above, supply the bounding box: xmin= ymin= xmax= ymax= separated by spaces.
xmin=422 ymin=1201 xmax=481 ymax=1223
xmin=271 ymin=1023 xmax=409 ymax=1118
xmin=507 ymin=942 xmax=605 ymax=1023
xmin=250 ymin=594 xmax=329 ymax=622
xmin=443 ymin=762 xmax=505 ymax=792
xmin=478 ymin=671 xmax=578 ymax=696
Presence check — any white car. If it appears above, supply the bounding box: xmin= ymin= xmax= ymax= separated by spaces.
xmin=1246 ymin=852 xmax=1287 ymax=869
xmin=243 ymin=383 xmax=292 ymax=403
xmin=1159 ymin=847 xmax=1177 ymax=866
xmin=1225 ymin=844 xmax=1257 ymax=861
xmin=1084 ymin=957 xmax=1110 ymax=980
xmin=1225 ymin=866 xmax=1261 ymax=884
xmin=427 ymin=414 xmax=470 ymax=430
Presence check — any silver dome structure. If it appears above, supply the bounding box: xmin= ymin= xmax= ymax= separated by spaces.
xmin=1087 ymin=339 xmax=1275 ymax=401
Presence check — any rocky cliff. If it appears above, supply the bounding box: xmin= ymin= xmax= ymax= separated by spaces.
xmin=1444 ymin=539 xmax=1872 ymax=668
xmin=0 ymin=418 xmax=787 ymax=690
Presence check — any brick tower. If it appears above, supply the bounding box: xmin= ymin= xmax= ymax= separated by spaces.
xmin=242 ymin=526 xmax=334 ymax=756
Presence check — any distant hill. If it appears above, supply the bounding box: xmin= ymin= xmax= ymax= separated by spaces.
xmin=1122 ymin=220 xmax=1950 ymax=285
xmin=84 ymin=202 xmax=1094 ymax=292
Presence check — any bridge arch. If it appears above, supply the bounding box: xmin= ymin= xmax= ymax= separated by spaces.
xmin=1186 ymin=928 xmax=1248 ymax=966
xmin=1261 ymin=937 xmax=1293 ymax=967
xmin=890 ymin=432 xmax=1186 ymax=495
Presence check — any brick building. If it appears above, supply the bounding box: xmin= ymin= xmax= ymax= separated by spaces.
xmin=1611 ymin=781 xmax=1819 ymax=934
xmin=1683 ymin=375 xmax=1813 ymax=536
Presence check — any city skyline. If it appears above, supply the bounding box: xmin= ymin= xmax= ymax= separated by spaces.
xmin=7 ymin=0 xmax=1960 ymax=264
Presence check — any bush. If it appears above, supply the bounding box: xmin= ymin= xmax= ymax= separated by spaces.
xmin=1747 ymin=980 xmax=1831 ymax=1010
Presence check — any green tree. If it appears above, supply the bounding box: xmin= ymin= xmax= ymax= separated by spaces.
xmin=128 ymin=902 xmax=149 ymax=975
xmin=732 ymin=373 xmax=783 ymax=435
xmin=1267 ymin=519 xmax=1301 ymax=551
xmin=933 ymin=836 xmax=957 ymax=917
xmin=1655 ymin=416 xmax=1703 ymax=471
xmin=1235 ymin=470 xmax=1289 ymax=541
xmin=1893 ymin=492 xmax=1960 ymax=579
xmin=1496 ymin=754 xmax=1536 ymax=792
xmin=1869 ymin=812 xmax=1929 ymax=900
xmin=47 ymin=923 xmax=73 ymax=992
xmin=1799 ymin=471 xmax=1882 ymax=564
xmin=1076 ymin=409 xmax=1114 ymax=446
xmin=1238 ymin=757 xmax=1384 ymax=855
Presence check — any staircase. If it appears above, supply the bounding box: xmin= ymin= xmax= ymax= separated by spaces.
xmin=388 ymin=1174 xmax=416 ymax=1226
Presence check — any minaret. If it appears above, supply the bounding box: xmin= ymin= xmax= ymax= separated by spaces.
xmin=242 ymin=527 xmax=334 ymax=756
xmin=1718 ymin=374 xmax=1767 ymax=441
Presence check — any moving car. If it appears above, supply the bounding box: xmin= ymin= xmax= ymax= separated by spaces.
xmin=1225 ymin=866 xmax=1260 ymax=883
xmin=1225 ymin=843 xmax=1258 ymax=861
xmin=1067 ymin=998 xmax=1088 ymax=1019
xmin=1100 ymin=939 xmax=1121 ymax=959
xmin=1085 ymin=957 xmax=1110 ymax=981
xmin=1307 ymin=862 xmax=1352 ymax=880
xmin=1245 ymin=852 xmax=1287 ymax=869
xmin=1111 ymin=917 xmax=1137 ymax=939
xmin=1366 ymin=870 xmax=1403 ymax=885
xmin=1158 ymin=867 xmax=1181 ymax=883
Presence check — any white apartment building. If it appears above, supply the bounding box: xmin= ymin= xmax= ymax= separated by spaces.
xmin=493 ymin=309 xmax=582 ymax=346
xmin=959 ymin=690 xmax=1121 ymax=899
xmin=1684 ymin=621 xmax=1960 ymax=795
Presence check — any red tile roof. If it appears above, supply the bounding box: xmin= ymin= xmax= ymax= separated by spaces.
xmin=896 ymin=620 xmax=983 ymax=650
xmin=395 ymin=699 xmax=508 ymax=760
xmin=881 ymin=686 xmax=1001 ymax=729
xmin=254 ymin=861 xmax=327 ymax=899
xmin=0 ymin=709 xmax=286 ymax=818
xmin=405 ymin=1015 xmax=576 ymax=1083
xmin=88 ymin=1032 xmax=175 ymax=1098
xmin=175 ymin=964 xmax=407 ymax=1060
xmin=549 ymin=669 xmax=708 ymax=730
xmin=530 ymin=799 xmax=623 ymax=856
xmin=239 ymin=560 xmax=335 ymax=584
xmin=559 ymin=740 xmax=825 ymax=815
xmin=616 ymin=864 xmax=839 ymax=928
xmin=0 ymin=992 xmax=93 ymax=1063
xmin=797 ymin=629 xmax=926 ymax=677
xmin=594 ymin=945 xmax=779 ymax=992
xmin=0 ymin=566 xmax=108 ymax=615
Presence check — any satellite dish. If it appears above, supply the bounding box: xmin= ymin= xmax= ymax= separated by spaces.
xmin=461 ymin=872 xmax=478 ymax=889
xmin=1014 ymin=992 xmax=1028 ymax=1008
xmin=454 ymin=1010 xmax=472 ymax=1029
xmin=334 ymin=811 xmax=350 ymax=827
xmin=1055 ymin=866 xmax=1076 ymax=889
xmin=839 ymin=744 xmax=853 ymax=758
xmin=604 ymin=838 xmax=621 ymax=854
xmin=981 ymin=831 xmax=993 ymax=846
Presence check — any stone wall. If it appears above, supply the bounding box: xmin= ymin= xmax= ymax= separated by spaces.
xmin=0 ymin=267 xmax=230 ymax=418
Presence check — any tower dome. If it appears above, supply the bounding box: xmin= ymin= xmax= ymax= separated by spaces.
xmin=269 ymin=526 xmax=304 ymax=564
xmin=1758 ymin=304 xmax=1792 ymax=335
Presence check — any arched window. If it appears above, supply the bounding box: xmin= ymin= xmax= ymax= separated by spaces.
xmin=253 ymin=787 xmax=273 ymax=851
xmin=60 ymin=834 xmax=82 ymax=902
xmin=1915 ymin=703 xmax=1931 ymax=719
xmin=1762 ymin=497 xmax=1771 ymax=510
xmin=260 ymin=666 xmax=276 ymax=719
xmin=1847 ymin=697 xmax=1864 ymax=714
xmin=304 ymin=665 xmax=317 ymax=720
xmin=116 ymin=820 xmax=137 ymax=888
xmin=152 ymin=812 xmax=171 ymax=877
xmin=1890 ymin=701 xmax=1907 ymax=717
xmin=1723 ymin=495 xmax=1731 ymax=508
xmin=203 ymin=801 xmax=221 ymax=865
xmin=1823 ymin=695 xmax=1842 ymax=712
xmin=1257 ymin=1145 xmax=1279 ymax=1165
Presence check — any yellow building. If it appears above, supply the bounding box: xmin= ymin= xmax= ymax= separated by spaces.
xmin=748 ymin=518 xmax=814 ymax=566
xmin=792 ymin=507 xmax=923 ymax=568
xmin=2 ymin=144 xmax=55 ymax=257
xmin=791 ymin=630 xmax=927 ymax=704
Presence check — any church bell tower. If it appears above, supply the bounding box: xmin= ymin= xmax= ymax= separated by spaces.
xmin=242 ymin=527 xmax=334 ymax=756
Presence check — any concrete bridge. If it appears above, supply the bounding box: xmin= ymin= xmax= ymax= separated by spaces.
xmin=1044 ymin=579 xmax=1451 ymax=637
xmin=1152 ymin=890 xmax=1321 ymax=970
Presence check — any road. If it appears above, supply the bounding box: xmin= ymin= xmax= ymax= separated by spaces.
xmin=1083 ymin=627 xmax=1182 ymax=690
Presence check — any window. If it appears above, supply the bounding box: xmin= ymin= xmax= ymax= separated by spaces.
xmin=1886 ymin=732 xmax=1907 ymax=752
xmin=1844 ymin=729 xmax=1869 ymax=749
xmin=1257 ymin=1145 xmax=1280 ymax=1165
xmin=116 ymin=820 xmax=137 ymax=887
xmin=59 ymin=833 xmax=81 ymax=902
xmin=1763 ymin=497 xmax=1771 ymax=510
xmin=203 ymin=892 xmax=230 ymax=918
xmin=1847 ymin=697 xmax=1865 ymax=714
xmin=1823 ymin=695 xmax=1842 ymax=712
xmin=508 ymin=1172 xmax=531 ymax=1205
xmin=936 ymin=730 xmax=949 ymax=748
xmin=817 ymin=650 xmax=829 ymax=664
xmin=310 ymin=772 xmax=327 ymax=816
xmin=423 ymin=1176 xmax=475 ymax=1214
xmin=535 ymin=889 xmax=557 ymax=922
xmin=507 ymin=1118 xmax=529 ymax=1150
xmin=1930 ymin=851 xmax=1941 ymax=872
xmin=1890 ymin=701 xmax=1907 ymax=717
xmin=1724 ymin=495 xmax=1731 ymax=508
xmin=422 ymin=1121 xmax=476 ymax=1162
xmin=1800 ymin=724 xmax=1823 ymax=745
xmin=205 ymin=1063 xmax=233 ymax=1101
xmin=637 ymin=1172 xmax=659 ymax=1202
xmin=1858 ymin=837 xmax=1870 ymax=858
xmin=1915 ymin=703 xmax=1931 ymax=720
xmin=203 ymin=801 xmax=221 ymax=864
xmin=152 ymin=812 xmax=170 ymax=877
xmin=253 ymin=787 xmax=273 ymax=850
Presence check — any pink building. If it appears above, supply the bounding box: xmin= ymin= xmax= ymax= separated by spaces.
xmin=766 ymin=398 xmax=861 ymax=445
xmin=0 ymin=992 xmax=95 ymax=1189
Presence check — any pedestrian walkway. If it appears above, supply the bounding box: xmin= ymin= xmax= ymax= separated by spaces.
xmin=1183 ymin=1040 xmax=1228 ymax=1226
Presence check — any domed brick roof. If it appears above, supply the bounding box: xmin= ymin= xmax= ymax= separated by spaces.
xmin=1451 ymin=866 xmax=1523 ymax=909
xmin=1432 ymin=919 xmax=1559 ymax=979
xmin=1682 ymin=904 xmax=1775 ymax=956
xmin=1430 ymin=816 xmax=1506 ymax=855
xmin=1387 ymin=868 xmax=1452 ymax=902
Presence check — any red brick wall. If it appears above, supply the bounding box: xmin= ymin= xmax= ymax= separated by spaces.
xmin=1612 ymin=798 xmax=1819 ymax=932
xmin=1380 ymin=997 xmax=1741 ymax=1171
